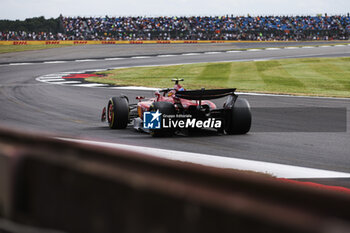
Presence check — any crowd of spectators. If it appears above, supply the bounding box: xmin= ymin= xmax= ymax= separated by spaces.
xmin=1 ymin=15 xmax=349 ymax=41
xmin=0 ymin=31 xmax=66 ymax=40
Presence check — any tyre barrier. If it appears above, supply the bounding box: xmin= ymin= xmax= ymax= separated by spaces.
xmin=0 ymin=126 xmax=350 ymax=233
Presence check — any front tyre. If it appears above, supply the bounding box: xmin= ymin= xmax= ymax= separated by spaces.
xmin=225 ymin=98 xmax=251 ymax=134
xmin=107 ymin=96 xmax=129 ymax=129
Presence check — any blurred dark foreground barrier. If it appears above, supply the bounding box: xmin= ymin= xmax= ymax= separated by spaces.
xmin=1 ymin=127 xmax=350 ymax=233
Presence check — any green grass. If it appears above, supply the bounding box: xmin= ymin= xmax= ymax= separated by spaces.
xmin=0 ymin=45 xmax=71 ymax=54
xmin=87 ymin=57 xmax=350 ymax=98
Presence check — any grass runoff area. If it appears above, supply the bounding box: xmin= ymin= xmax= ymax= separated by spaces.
xmin=88 ymin=57 xmax=350 ymax=98
xmin=0 ymin=45 xmax=71 ymax=54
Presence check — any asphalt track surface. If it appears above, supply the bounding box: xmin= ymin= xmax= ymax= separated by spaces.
xmin=0 ymin=42 xmax=350 ymax=187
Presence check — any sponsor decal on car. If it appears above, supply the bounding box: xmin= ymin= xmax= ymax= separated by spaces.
xmin=143 ymin=111 xmax=222 ymax=129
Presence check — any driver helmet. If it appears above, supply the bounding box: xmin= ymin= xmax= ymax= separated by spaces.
xmin=168 ymin=90 xmax=176 ymax=97
xmin=174 ymin=84 xmax=185 ymax=92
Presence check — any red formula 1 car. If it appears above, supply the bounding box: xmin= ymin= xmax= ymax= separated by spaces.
xmin=101 ymin=79 xmax=251 ymax=137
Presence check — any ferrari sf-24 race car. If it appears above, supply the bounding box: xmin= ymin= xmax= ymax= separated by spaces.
xmin=101 ymin=79 xmax=251 ymax=137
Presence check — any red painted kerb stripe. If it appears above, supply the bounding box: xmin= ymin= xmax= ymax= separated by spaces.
xmin=278 ymin=178 xmax=350 ymax=195
xmin=63 ymin=74 xmax=103 ymax=79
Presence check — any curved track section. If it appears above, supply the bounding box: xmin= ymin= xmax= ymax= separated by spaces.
xmin=0 ymin=44 xmax=350 ymax=185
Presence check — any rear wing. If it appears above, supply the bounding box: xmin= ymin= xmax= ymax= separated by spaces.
xmin=175 ymin=88 xmax=236 ymax=100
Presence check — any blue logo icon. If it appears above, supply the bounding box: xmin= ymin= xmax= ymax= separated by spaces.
xmin=143 ymin=110 xmax=162 ymax=129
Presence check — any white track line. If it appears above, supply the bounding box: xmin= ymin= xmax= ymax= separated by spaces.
xmin=109 ymin=86 xmax=159 ymax=91
xmin=43 ymin=61 xmax=67 ymax=64
xmin=49 ymin=81 xmax=81 ymax=84
xmin=226 ymin=50 xmax=242 ymax=53
xmin=40 ymin=79 xmax=65 ymax=82
xmin=60 ymin=71 xmax=89 ymax=74
xmin=182 ymin=53 xmax=201 ymax=56
xmin=284 ymin=47 xmax=299 ymax=49
xmin=247 ymin=49 xmax=263 ymax=51
xmin=72 ymin=83 xmax=109 ymax=87
xmin=9 ymin=63 xmax=33 ymax=66
xmin=75 ymin=59 xmax=98 ymax=62
xmin=84 ymin=69 xmax=108 ymax=72
xmin=131 ymin=56 xmax=151 ymax=59
xmin=157 ymin=54 xmax=178 ymax=57
xmin=59 ymin=138 xmax=350 ymax=179
xmin=204 ymin=52 xmax=222 ymax=54
xmin=253 ymin=59 xmax=271 ymax=62
xmin=104 ymin=58 xmax=125 ymax=61
xmin=37 ymin=76 xmax=63 ymax=80
xmin=265 ymin=48 xmax=281 ymax=50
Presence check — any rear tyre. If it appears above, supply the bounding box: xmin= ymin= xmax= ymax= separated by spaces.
xmin=225 ymin=98 xmax=251 ymax=134
xmin=107 ymin=96 xmax=129 ymax=129
xmin=149 ymin=102 xmax=175 ymax=137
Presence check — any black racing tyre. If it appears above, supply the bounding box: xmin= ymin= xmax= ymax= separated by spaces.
xmin=107 ymin=96 xmax=129 ymax=129
xmin=149 ymin=102 xmax=175 ymax=137
xmin=225 ymin=98 xmax=252 ymax=134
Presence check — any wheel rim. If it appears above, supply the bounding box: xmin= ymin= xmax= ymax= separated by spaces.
xmin=108 ymin=102 xmax=114 ymax=122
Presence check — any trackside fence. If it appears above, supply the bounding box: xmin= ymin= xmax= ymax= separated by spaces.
xmin=0 ymin=126 xmax=350 ymax=233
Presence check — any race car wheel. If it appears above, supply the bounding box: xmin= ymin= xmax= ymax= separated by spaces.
xmin=149 ymin=102 xmax=175 ymax=137
xmin=225 ymin=97 xmax=251 ymax=134
xmin=107 ymin=96 xmax=129 ymax=129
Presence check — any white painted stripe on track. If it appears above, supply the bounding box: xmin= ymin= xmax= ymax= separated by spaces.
xmin=284 ymin=47 xmax=299 ymax=49
xmin=9 ymin=63 xmax=33 ymax=66
xmin=104 ymin=58 xmax=124 ymax=61
xmin=84 ymin=69 xmax=108 ymax=72
xmin=40 ymin=74 xmax=64 ymax=77
xmin=253 ymin=59 xmax=270 ymax=62
xmin=226 ymin=50 xmax=242 ymax=53
xmin=182 ymin=53 xmax=201 ymax=56
xmin=49 ymin=81 xmax=82 ymax=84
xmin=301 ymin=46 xmax=314 ymax=48
xmin=157 ymin=54 xmax=177 ymax=57
xmin=40 ymin=78 xmax=65 ymax=82
xmin=204 ymin=52 xmax=222 ymax=54
xmin=109 ymin=86 xmax=159 ymax=91
xmin=38 ymin=76 xmax=63 ymax=80
xmin=59 ymin=138 xmax=350 ymax=179
xmin=43 ymin=61 xmax=67 ymax=64
xmin=265 ymin=48 xmax=281 ymax=50
xmin=72 ymin=83 xmax=109 ymax=87
xmin=131 ymin=56 xmax=151 ymax=59
xmin=75 ymin=59 xmax=98 ymax=62
xmin=247 ymin=49 xmax=263 ymax=51
xmin=60 ymin=71 xmax=90 ymax=74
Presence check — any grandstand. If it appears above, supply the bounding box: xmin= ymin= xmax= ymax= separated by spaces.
xmin=1 ymin=15 xmax=349 ymax=41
